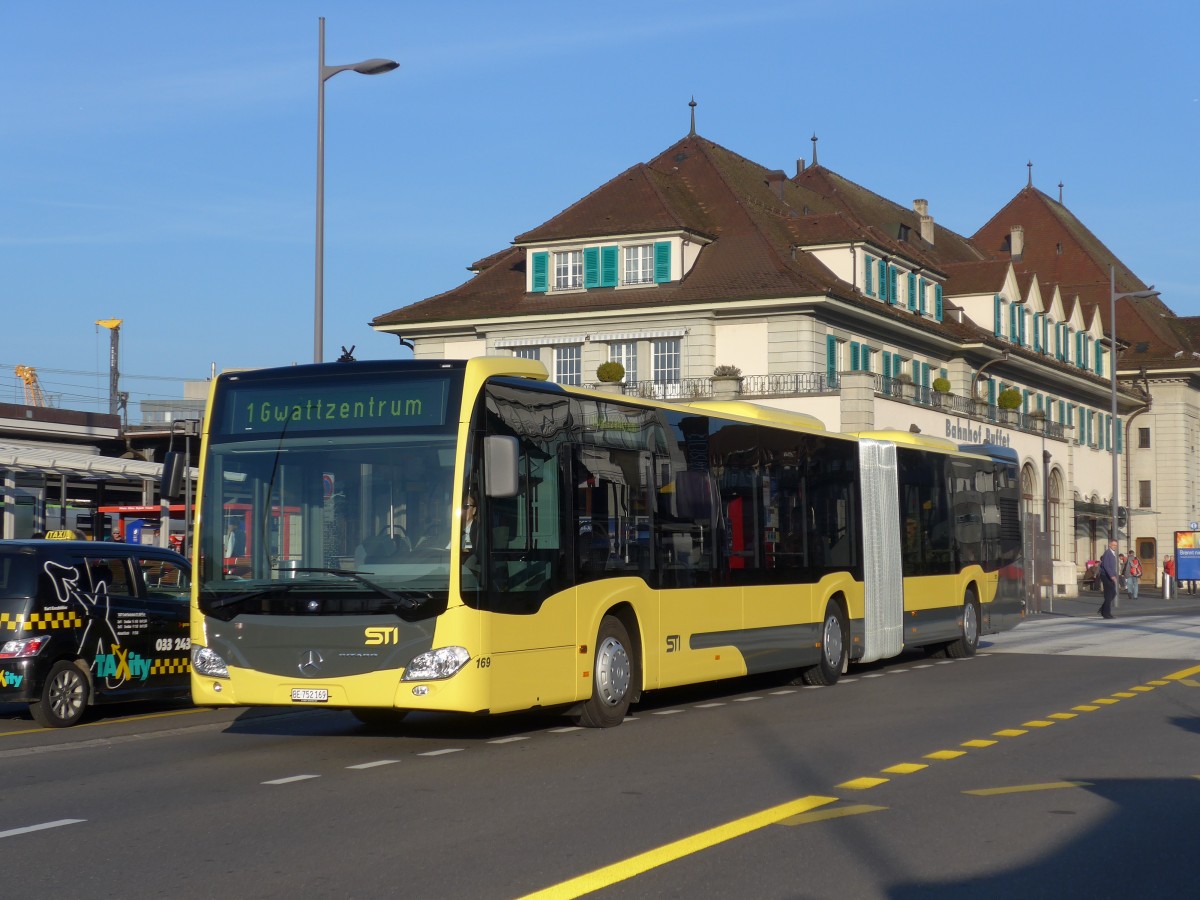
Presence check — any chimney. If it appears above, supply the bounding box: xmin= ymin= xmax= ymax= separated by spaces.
xmin=913 ymin=199 xmax=934 ymax=244
xmin=796 ymin=158 xmax=806 ymax=176
xmin=1010 ymin=225 xmax=1025 ymax=260
xmin=766 ymin=170 xmax=786 ymax=200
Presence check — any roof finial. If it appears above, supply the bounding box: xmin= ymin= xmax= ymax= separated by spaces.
xmin=688 ymin=96 xmax=696 ymax=136
xmin=1058 ymin=180 xmax=1064 ymax=204
xmin=811 ymin=133 xmax=818 ymax=167
xmin=1027 ymin=160 xmax=1033 ymax=187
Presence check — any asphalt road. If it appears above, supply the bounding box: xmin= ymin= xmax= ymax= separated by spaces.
xmin=3 ymin=613 xmax=1199 ymax=899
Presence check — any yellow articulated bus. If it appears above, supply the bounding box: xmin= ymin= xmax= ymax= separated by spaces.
xmin=188 ymin=357 xmax=1024 ymax=728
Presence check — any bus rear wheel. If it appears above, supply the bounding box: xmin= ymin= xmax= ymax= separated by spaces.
xmin=574 ymin=615 xmax=634 ymax=728
xmin=801 ymin=603 xmax=847 ymax=686
xmin=30 ymin=660 xmax=90 ymax=728
xmin=945 ymin=592 xmax=981 ymax=659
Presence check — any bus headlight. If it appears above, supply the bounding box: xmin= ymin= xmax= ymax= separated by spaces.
xmin=401 ymin=646 xmax=470 ymax=681
xmin=191 ymin=645 xmax=230 ymax=678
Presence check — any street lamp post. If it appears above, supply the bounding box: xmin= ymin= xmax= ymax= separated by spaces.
xmin=315 ymin=17 xmax=398 ymax=364
xmin=1109 ymin=264 xmax=1159 ymax=541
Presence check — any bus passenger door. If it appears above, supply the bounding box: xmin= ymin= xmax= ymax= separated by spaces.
xmin=483 ymin=434 xmax=577 ymax=713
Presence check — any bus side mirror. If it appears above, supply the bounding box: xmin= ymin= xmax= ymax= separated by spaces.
xmin=161 ymin=452 xmax=185 ymax=502
xmin=484 ymin=436 xmax=519 ymax=498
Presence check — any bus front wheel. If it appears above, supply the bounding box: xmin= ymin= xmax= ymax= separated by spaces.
xmin=574 ymin=615 xmax=634 ymax=728
xmin=801 ymin=603 xmax=847 ymax=686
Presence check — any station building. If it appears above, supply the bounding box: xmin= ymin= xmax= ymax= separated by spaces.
xmin=370 ymin=125 xmax=1200 ymax=599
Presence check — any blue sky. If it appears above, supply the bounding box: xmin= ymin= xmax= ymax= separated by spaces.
xmin=3 ymin=0 xmax=1197 ymax=417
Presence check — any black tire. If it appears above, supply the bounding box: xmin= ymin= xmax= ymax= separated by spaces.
xmin=945 ymin=592 xmax=981 ymax=659
xmin=574 ymin=615 xmax=635 ymax=728
xmin=351 ymin=708 xmax=410 ymax=729
xmin=801 ymin=602 xmax=847 ymax=686
xmin=30 ymin=660 xmax=90 ymax=728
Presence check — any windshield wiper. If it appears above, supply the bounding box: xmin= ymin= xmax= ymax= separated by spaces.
xmin=282 ymin=567 xmax=433 ymax=612
xmin=202 ymin=582 xmax=305 ymax=611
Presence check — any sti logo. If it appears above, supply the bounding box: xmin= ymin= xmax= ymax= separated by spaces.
xmin=364 ymin=626 xmax=399 ymax=646
xmin=2 ymin=670 xmax=23 ymax=688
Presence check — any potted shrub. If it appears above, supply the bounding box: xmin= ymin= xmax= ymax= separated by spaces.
xmin=997 ymin=387 xmax=1022 ymax=409
xmin=712 ymin=365 xmax=743 ymax=399
xmin=931 ymin=375 xmax=951 ymax=407
xmin=595 ymin=361 xmax=625 ymax=393
xmin=997 ymin=387 xmax=1022 ymax=423
xmin=894 ymin=370 xmax=913 ymax=399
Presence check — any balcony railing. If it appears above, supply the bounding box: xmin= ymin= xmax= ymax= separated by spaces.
xmin=579 ymin=371 xmax=1068 ymax=440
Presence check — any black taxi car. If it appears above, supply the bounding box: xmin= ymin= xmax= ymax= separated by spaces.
xmin=0 ymin=540 xmax=191 ymax=727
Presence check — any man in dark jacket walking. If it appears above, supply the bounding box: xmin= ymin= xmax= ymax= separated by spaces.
xmin=1098 ymin=539 xmax=1119 ymax=619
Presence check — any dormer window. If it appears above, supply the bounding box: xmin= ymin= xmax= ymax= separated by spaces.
xmin=555 ymin=251 xmax=583 ymax=290
xmin=529 ymin=239 xmax=676 ymax=294
xmin=625 ymin=244 xmax=655 ymax=285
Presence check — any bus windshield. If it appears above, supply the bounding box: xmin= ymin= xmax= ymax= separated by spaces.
xmin=197 ymin=367 xmax=463 ymax=615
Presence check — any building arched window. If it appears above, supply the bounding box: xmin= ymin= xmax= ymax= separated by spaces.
xmin=1021 ymin=463 xmax=1037 ymax=526
xmin=1048 ymin=470 xmax=1062 ymax=559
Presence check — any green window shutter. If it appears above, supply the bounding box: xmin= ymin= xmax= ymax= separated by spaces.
xmin=1033 ymin=314 xmax=1041 ymax=352
xmin=907 ymin=272 xmax=917 ymax=311
xmin=987 ymin=380 xmax=996 ymax=406
xmin=1019 ymin=309 xmax=1027 ymax=346
xmin=583 ymin=247 xmax=600 ymax=288
xmin=653 ymin=241 xmax=671 ymax=283
xmin=879 ymin=259 xmax=888 ymax=302
xmin=531 ymin=251 xmax=549 ymax=293
xmin=1095 ymin=342 xmax=1104 ymax=375
xmin=994 ymin=296 xmax=1001 ymax=335
xmin=864 ymin=254 xmax=874 ymax=296
xmin=600 ymin=246 xmax=618 ymax=287
xmin=934 ymin=284 xmax=942 ymax=322
xmin=920 ymin=362 xmax=930 ymax=388
xmin=826 ymin=335 xmax=838 ymax=383
xmin=850 ymin=341 xmax=861 ymax=371
xmin=939 ymin=367 xmax=947 ymax=380
xmin=1116 ymin=419 xmax=1123 ymax=454
xmin=889 ymin=265 xmax=898 ymax=306
xmin=882 ymin=351 xmax=892 ymax=380
xmin=911 ymin=359 xmax=920 ymax=382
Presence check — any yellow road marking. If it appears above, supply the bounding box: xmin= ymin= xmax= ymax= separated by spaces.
xmin=1112 ymin=692 xmax=1137 ymax=698
xmin=965 ymin=781 xmax=1091 ymax=796
xmin=779 ymin=804 xmax=886 ymax=826
xmin=1148 ymin=680 xmax=1170 ymax=686
xmin=1072 ymin=705 xmax=1100 ymax=712
xmin=1 ymin=706 xmax=209 ymax=737
xmin=838 ymin=776 xmax=889 ymax=790
xmin=881 ymin=763 xmax=927 ymax=775
xmin=1129 ymin=686 xmax=1154 ymax=693
xmin=1165 ymin=664 xmax=1200 ymax=681
xmin=962 ymin=739 xmax=997 ymax=748
xmin=1048 ymin=713 xmax=1076 ymax=720
xmin=1181 ymin=679 xmax=1200 ymax=688
xmin=925 ymin=750 xmax=965 ymax=760
xmin=993 ymin=728 xmax=1027 ymax=737
xmin=1092 ymin=698 xmax=1120 ymax=705
xmin=517 ymin=794 xmax=838 ymax=899
xmin=1022 ymin=720 xmax=1054 ymax=728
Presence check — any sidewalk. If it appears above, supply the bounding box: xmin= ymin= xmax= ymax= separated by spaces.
xmin=1027 ymin=582 xmax=1200 ymax=619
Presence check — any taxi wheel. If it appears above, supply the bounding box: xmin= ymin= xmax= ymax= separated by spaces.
xmin=30 ymin=660 xmax=90 ymax=728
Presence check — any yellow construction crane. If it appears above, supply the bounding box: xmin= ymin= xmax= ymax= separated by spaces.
xmin=15 ymin=365 xmax=48 ymax=407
